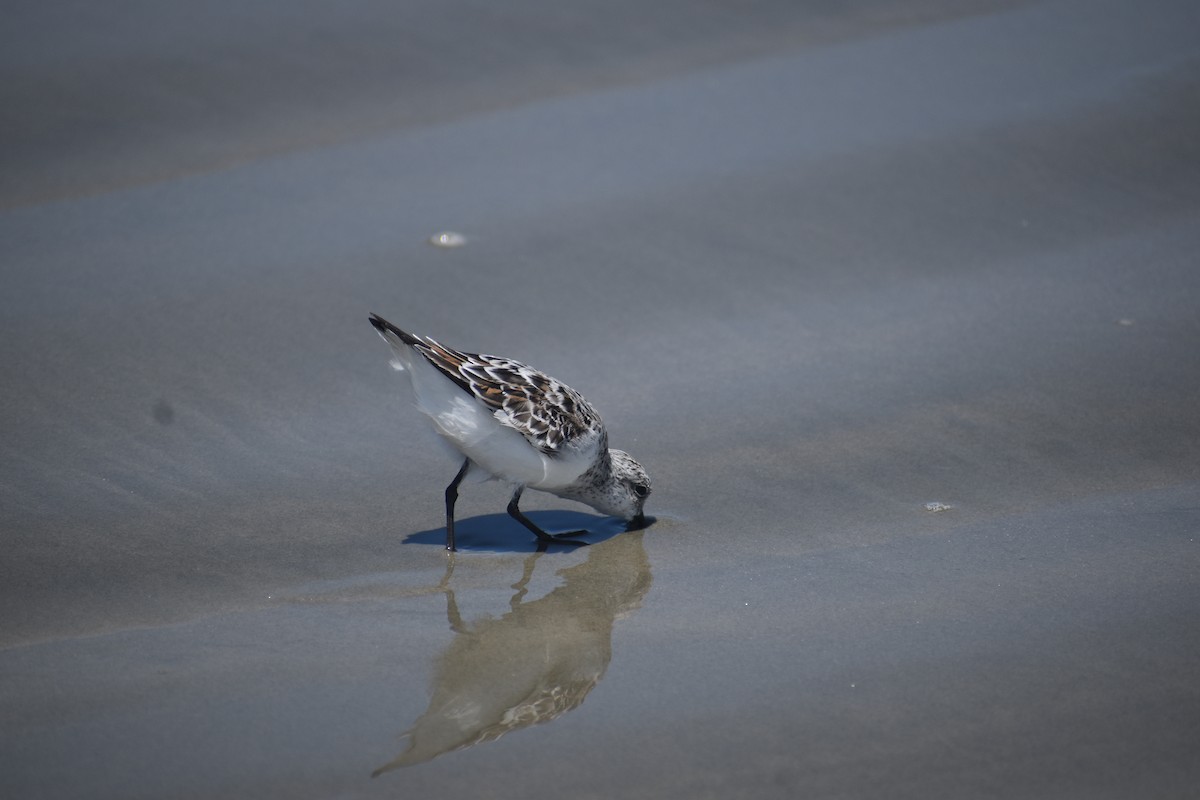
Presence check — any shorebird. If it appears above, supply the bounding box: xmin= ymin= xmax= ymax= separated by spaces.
xmin=369 ymin=313 xmax=650 ymax=550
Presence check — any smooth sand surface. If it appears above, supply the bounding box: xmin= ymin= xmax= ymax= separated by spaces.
xmin=2 ymin=0 xmax=1199 ymax=797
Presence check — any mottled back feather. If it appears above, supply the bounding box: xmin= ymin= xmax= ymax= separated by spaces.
xmin=412 ymin=337 xmax=604 ymax=455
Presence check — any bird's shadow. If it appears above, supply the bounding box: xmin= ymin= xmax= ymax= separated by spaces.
xmin=402 ymin=511 xmax=653 ymax=553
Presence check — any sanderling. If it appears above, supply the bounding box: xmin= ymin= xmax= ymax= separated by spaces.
xmin=369 ymin=313 xmax=650 ymax=551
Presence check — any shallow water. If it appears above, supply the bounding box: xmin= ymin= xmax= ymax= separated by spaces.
xmin=3 ymin=0 xmax=1200 ymax=797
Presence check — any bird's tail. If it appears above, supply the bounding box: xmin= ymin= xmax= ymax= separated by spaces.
xmin=369 ymin=312 xmax=424 ymax=373
xmin=369 ymin=313 xmax=422 ymax=347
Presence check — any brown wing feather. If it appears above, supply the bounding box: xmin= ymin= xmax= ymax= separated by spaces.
xmin=413 ymin=338 xmax=603 ymax=455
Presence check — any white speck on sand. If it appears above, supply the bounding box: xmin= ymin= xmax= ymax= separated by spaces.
xmin=429 ymin=231 xmax=467 ymax=248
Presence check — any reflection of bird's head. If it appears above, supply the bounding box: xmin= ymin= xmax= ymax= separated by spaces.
xmin=372 ymin=533 xmax=651 ymax=775
xmin=374 ymin=672 xmax=602 ymax=776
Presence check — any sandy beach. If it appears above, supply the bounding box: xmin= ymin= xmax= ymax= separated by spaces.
xmin=2 ymin=0 xmax=1198 ymax=797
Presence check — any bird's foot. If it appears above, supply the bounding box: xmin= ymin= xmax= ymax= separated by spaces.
xmin=535 ymin=530 xmax=589 ymax=547
xmin=556 ymin=529 xmax=589 ymax=538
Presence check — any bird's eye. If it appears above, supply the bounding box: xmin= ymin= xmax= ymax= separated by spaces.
xmin=632 ymin=483 xmax=650 ymax=498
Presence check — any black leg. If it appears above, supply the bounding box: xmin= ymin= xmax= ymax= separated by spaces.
xmin=506 ymin=486 xmax=588 ymax=546
xmin=444 ymin=458 xmax=471 ymax=552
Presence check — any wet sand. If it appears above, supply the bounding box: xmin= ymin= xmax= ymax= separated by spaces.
xmin=2 ymin=0 xmax=1199 ymax=797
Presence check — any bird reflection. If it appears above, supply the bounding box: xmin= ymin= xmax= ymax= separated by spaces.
xmin=373 ymin=532 xmax=651 ymax=775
